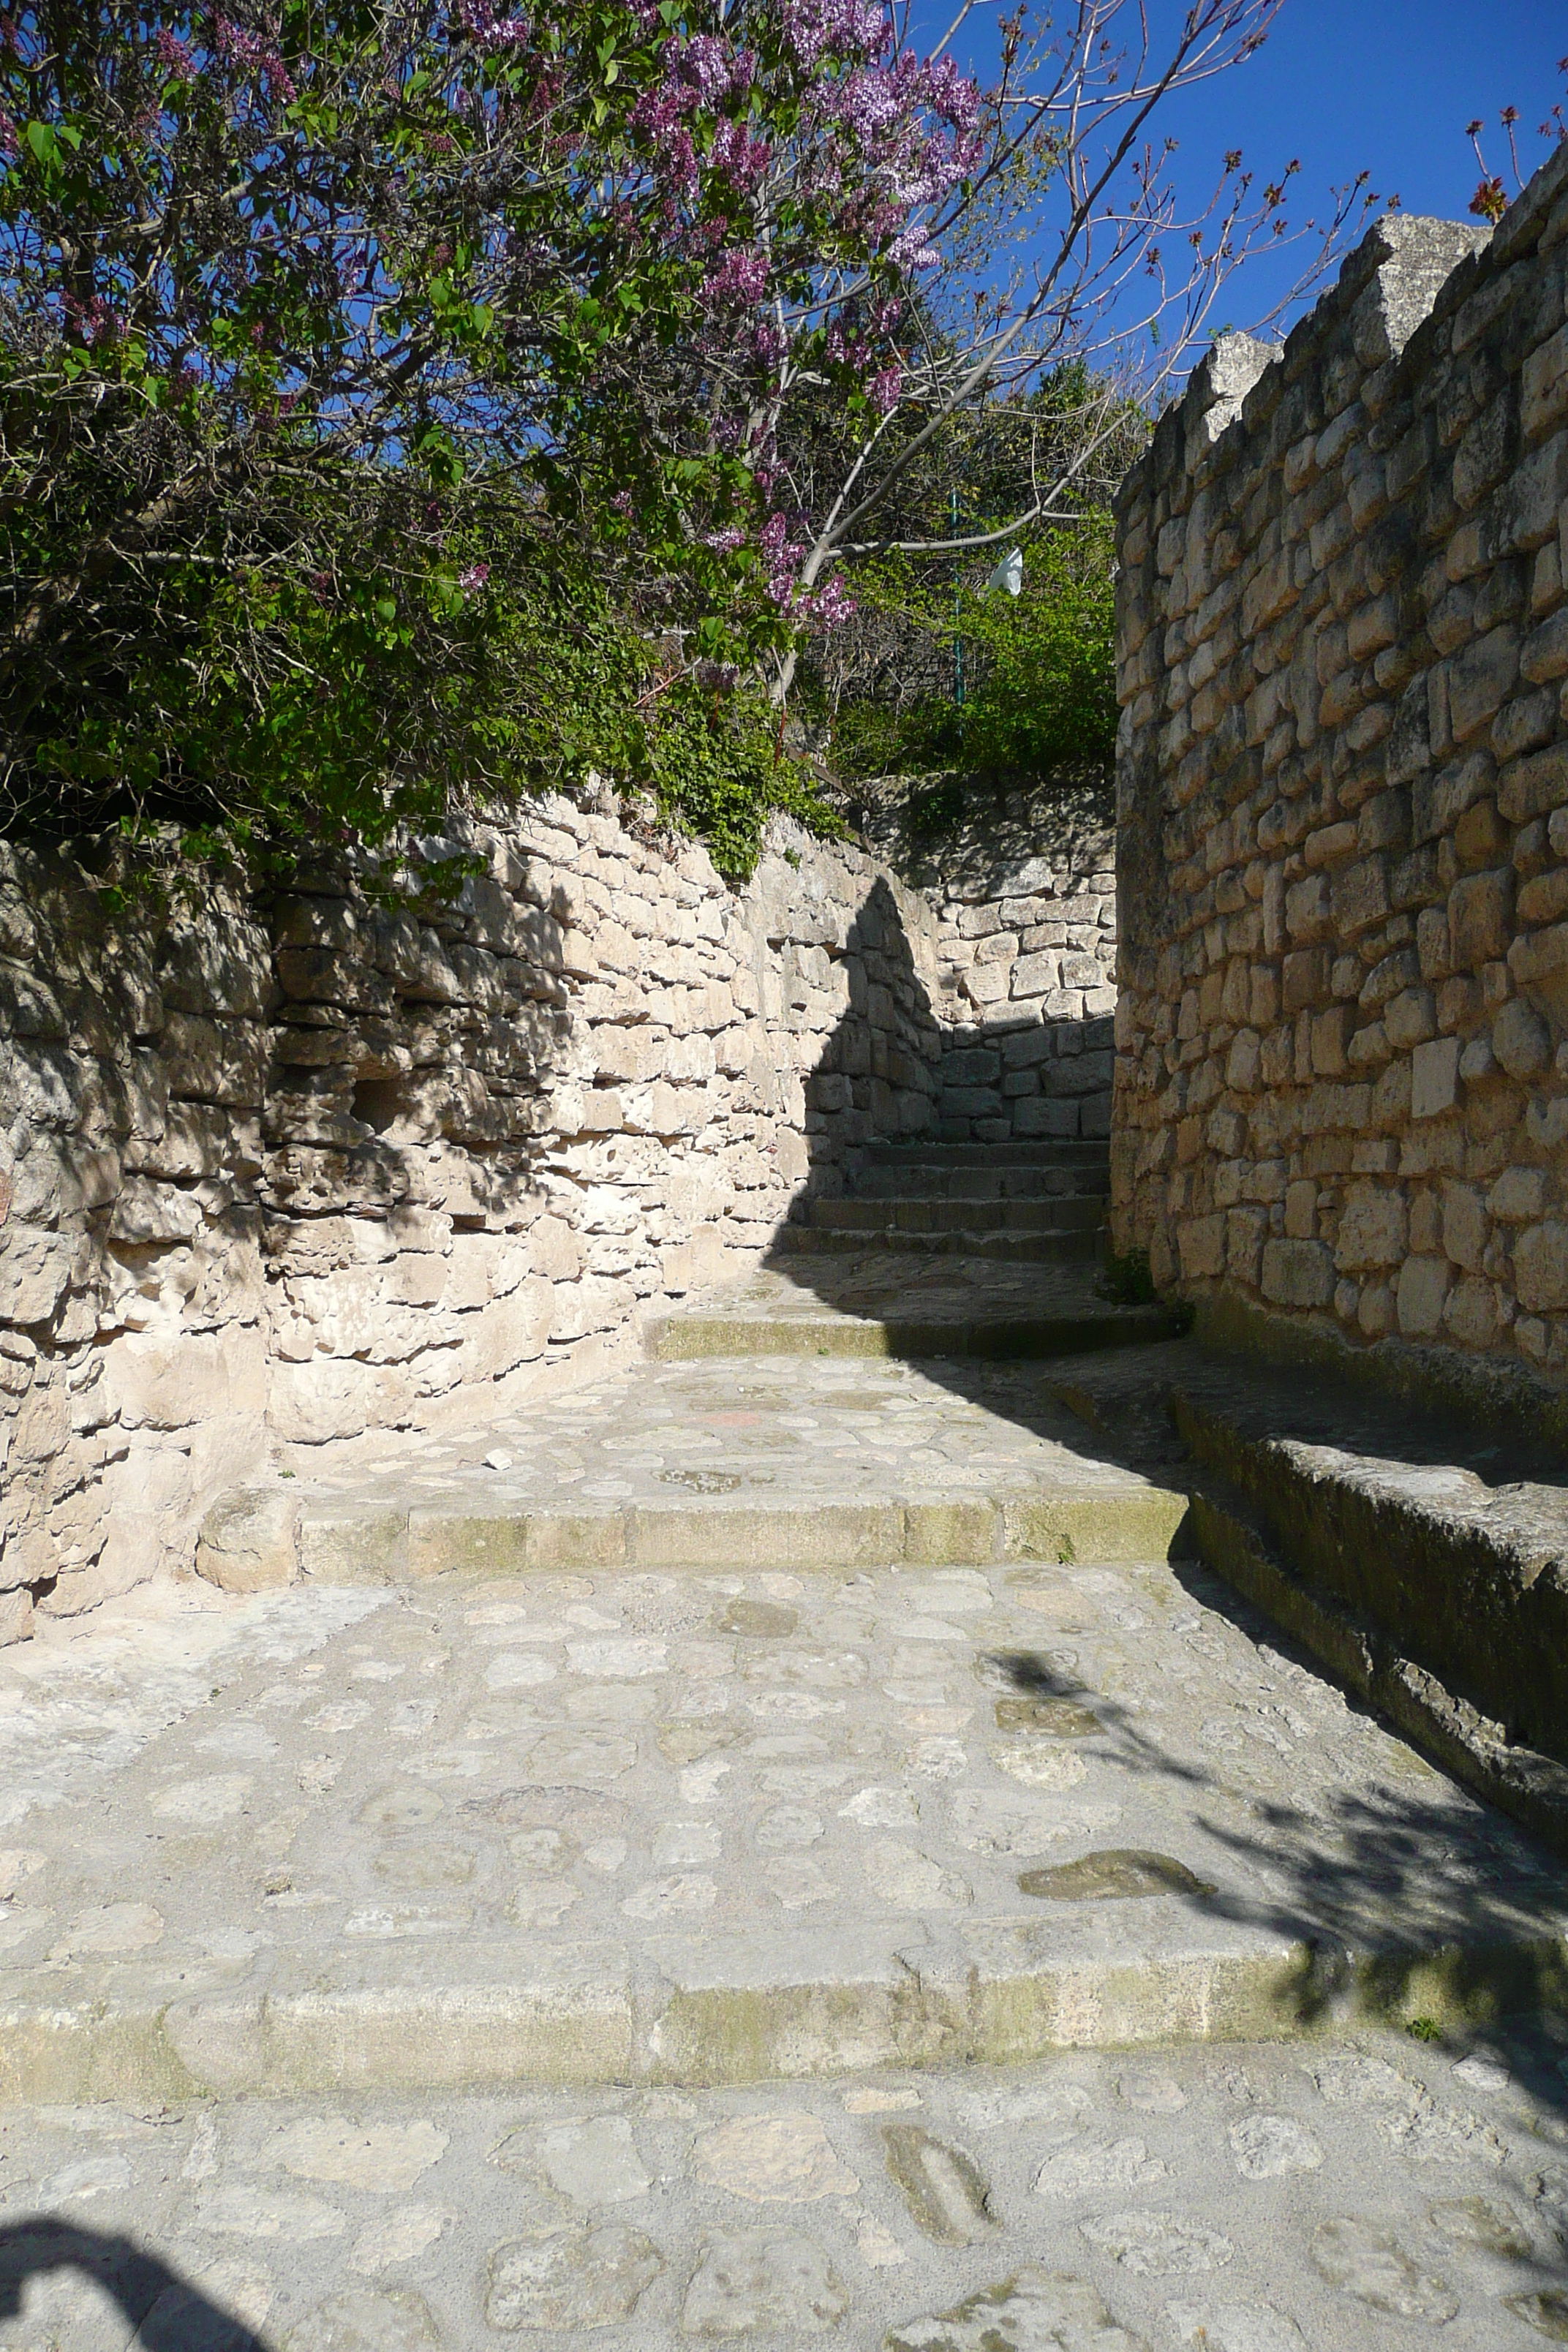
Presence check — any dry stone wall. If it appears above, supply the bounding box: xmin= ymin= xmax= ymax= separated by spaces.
xmin=857 ymin=774 xmax=1118 ymax=1142
xmin=0 ymin=799 xmax=942 ymax=1640
xmin=1113 ymin=143 xmax=1568 ymax=1399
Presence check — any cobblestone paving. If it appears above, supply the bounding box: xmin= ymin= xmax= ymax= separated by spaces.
xmin=0 ymin=1541 xmax=1563 ymax=2098
xmin=1 ymin=2025 xmax=1566 ymax=2348
xmin=286 ymin=1354 xmax=1180 ymax=1515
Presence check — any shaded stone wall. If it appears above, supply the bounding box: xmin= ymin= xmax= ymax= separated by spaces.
xmin=856 ymin=774 xmax=1117 ymax=1142
xmin=1113 ymin=145 xmax=1568 ymax=1395
xmin=0 ymin=799 xmax=941 ymax=1639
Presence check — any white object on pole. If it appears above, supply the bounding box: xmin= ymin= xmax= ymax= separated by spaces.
xmin=984 ymin=546 xmax=1024 ymax=598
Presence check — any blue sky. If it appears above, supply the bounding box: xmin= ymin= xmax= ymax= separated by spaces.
xmin=1155 ymin=0 xmax=1567 ymax=326
xmin=932 ymin=1 xmax=1567 ymax=374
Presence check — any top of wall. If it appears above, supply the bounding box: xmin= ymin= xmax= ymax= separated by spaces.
xmin=1120 ymin=140 xmax=1568 ymax=513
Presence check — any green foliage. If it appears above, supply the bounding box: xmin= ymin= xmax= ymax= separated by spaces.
xmin=1098 ymin=1248 xmax=1157 ymax=1308
xmin=478 ymin=569 xmax=843 ymax=883
xmin=829 ymin=520 xmax=1118 ymax=784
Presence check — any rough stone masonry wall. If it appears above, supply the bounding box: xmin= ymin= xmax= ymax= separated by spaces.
xmin=1113 ymin=142 xmax=1568 ymax=1398
xmin=0 ymin=798 xmax=942 ymax=1642
xmin=857 ymin=774 xmax=1118 ymax=1143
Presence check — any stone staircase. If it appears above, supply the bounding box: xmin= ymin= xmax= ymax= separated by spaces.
xmin=774 ymin=1139 xmax=1110 ymax=1263
xmin=651 ymin=1134 xmax=1182 ymax=1361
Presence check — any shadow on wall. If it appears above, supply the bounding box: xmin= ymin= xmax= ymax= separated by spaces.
xmin=783 ymin=870 xmax=1113 ymax=1217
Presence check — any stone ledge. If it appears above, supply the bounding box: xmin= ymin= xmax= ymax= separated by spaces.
xmin=271 ymin=1486 xmax=1192 ymax=1583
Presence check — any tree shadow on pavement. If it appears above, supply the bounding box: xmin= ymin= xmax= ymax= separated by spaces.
xmin=0 ymin=2220 xmax=269 ymax=2351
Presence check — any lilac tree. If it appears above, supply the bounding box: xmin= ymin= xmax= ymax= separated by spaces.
xmin=0 ymin=0 xmax=1357 ymax=863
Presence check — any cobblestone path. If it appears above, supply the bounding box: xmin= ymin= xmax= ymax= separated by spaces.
xmin=2 ymin=1150 xmax=1567 ymax=2344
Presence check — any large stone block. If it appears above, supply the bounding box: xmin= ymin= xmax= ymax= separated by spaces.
xmin=1411 ymin=1036 xmax=1460 ymax=1119
xmin=1335 ymin=1186 xmax=1408 ymax=1270
xmin=1396 ymin=1255 xmax=1452 ymax=1336
xmin=1260 ymin=1238 xmax=1335 ymax=1308
xmin=195 ymin=1488 xmax=301 ymax=1593
xmin=1515 ymin=1221 xmax=1568 ymax=1313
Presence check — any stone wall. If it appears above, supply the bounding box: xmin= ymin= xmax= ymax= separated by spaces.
xmin=1112 ymin=143 xmax=1568 ymax=1395
xmin=857 ymin=773 xmax=1118 ymax=1143
xmin=0 ymin=798 xmax=942 ymax=1640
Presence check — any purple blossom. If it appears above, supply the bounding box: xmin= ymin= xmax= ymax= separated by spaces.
xmin=215 ymin=15 xmax=297 ymax=100
xmin=63 ymin=292 xmax=124 ymax=345
xmin=154 ymin=26 xmax=195 ymax=75
xmin=868 ymin=363 xmax=900 ymax=413
xmin=703 ymin=246 xmax=769 ymax=306
xmin=887 ymin=225 xmax=941 ymax=272
xmin=676 ymin=34 xmax=728 ymax=99
xmin=924 ymin=55 xmax=981 ymax=135
xmin=0 ymin=108 xmax=16 ymax=159
xmin=780 ymin=0 xmax=888 ymax=69
xmin=458 ymin=562 xmax=491 ymax=591
xmin=808 ymin=573 xmax=856 ymax=627
xmin=712 ymin=117 xmax=772 ymax=189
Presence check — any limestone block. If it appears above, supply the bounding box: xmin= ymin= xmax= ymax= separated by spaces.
xmin=1260 ymin=1238 xmax=1335 ymax=1308
xmin=1448 ymin=869 xmax=1515 ymax=967
xmin=1384 ymin=988 xmax=1436 ymax=1050
xmin=108 ymin=1177 xmax=204 ymax=1245
xmin=1487 ymin=1166 xmax=1549 ymax=1222
xmin=0 ymin=1227 xmax=74 ymax=1326
xmin=1509 ymin=921 xmax=1568 ymax=1025
xmin=1411 ymin=1036 xmax=1461 ymax=1119
xmin=457 ymin=1278 xmax=554 ymax=1381
xmin=1178 ymin=1215 xmax=1225 ymax=1280
xmin=269 ymin=1356 xmax=416 ymax=1445
xmin=1335 ymin=1187 xmax=1407 ymax=1270
xmin=1497 ymin=744 xmax=1567 ymax=825
xmin=1515 ymin=1221 xmax=1568 ymax=1313
xmin=105 ymin=1324 xmax=267 ymax=1433
xmin=1395 ymin=1255 xmax=1452 ymax=1336
xmin=1492 ymin=999 xmax=1552 ymax=1079
xmin=195 ymin=1487 xmax=301 ymax=1593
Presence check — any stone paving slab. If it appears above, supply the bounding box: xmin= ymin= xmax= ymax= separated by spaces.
xmin=1 ymin=1535 xmax=1565 ymax=2107
xmin=271 ymin=1355 xmax=1190 ymax=1583
xmin=1 ymin=2021 xmax=1567 ymax=2348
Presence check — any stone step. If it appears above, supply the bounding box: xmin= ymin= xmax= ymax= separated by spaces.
xmin=7 ymin=2016 xmax=1561 ymax=2349
xmin=7 ymin=1510 xmax=1565 ymax=2108
xmin=860 ymin=1142 xmax=1109 ymax=1167
xmin=852 ymin=1166 xmax=1108 ymax=1202
xmin=650 ymin=1265 xmax=1177 ymax=1360
xmin=771 ymin=1226 xmax=1100 ymax=1265
xmin=1036 ymin=1342 xmax=1568 ymax=1861
xmin=852 ymin=1144 xmax=1109 ymax=1204
xmin=794 ymin=1196 xmax=1106 ymax=1235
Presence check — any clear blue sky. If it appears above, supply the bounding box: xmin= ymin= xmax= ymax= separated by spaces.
xmin=1156 ymin=0 xmax=1567 ymax=328
xmin=934 ymin=1 xmax=1567 ymax=372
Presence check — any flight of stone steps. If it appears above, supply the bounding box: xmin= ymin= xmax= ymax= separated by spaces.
xmin=650 ymin=1134 xmax=1183 ymax=1362
xmin=774 ymin=1138 xmax=1112 ymax=1263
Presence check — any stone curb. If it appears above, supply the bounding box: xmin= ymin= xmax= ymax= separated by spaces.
xmin=280 ymin=1486 xmax=1193 ymax=1585
xmin=646 ymin=1307 xmax=1186 ymax=1362
xmin=6 ymin=1921 xmax=1562 ymax=2103
xmin=1187 ymin=1484 xmax=1568 ymax=1864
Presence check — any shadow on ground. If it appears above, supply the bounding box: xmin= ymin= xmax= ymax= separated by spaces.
xmin=0 ymin=2220 xmax=266 ymax=2350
